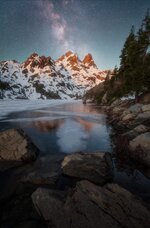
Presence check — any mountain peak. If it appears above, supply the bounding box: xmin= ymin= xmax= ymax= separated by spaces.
xmin=83 ymin=53 xmax=97 ymax=68
xmin=29 ymin=52 xmax=39 ymax=58
xmin=65 ymin=51 xmax=73 ymax=57
xmin=23 ymin=53 xmax=53 ymax=69
xmin=56 ymin=51 xmax=80 ymax=68
xmin=56 ymin=51 xmax=73 ymax=63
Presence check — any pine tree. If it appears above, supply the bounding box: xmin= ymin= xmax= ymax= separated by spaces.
xmin=142 ymin=9 xmax=150 ymax=91
xmin=119 ymin=26 xmax=135 ymax=68
xmin=119 ymin=26 xmax=137 ymax=95
xmin=135 ymin=10 xmax=150 ymax=96
xmin=118 ymin=10 xmax=150 ymax=98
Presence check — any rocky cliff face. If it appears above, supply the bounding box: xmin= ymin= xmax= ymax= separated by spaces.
xmin=0 ymin=52 xmax=107 ymax=99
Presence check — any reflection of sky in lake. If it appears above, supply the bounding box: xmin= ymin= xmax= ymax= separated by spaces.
xmin=56 ymin=119 xmax=88 ymax=153
xmin=56 ymin=118 xmax=112 ymax=153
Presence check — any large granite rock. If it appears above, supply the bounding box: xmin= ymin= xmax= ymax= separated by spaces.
xmin=129 ymin=132 xmax=150 ymax=167
xmin=112 ymin=106 xmax=125 ymax=114
xmin=32 ymin=188 xmax=67 ymax=228
xmin=0 ymin=129 xmax=38 ymax=162
xmin=122 ymin=113 xmax=136 ymax=122
xmin=32 ymin=181 xmax=150 ymax=228
xmin=122 ymin=124 xmax=149 ymax=140
xmin=129 ymin=104 xmax=142 ymax=114
xmin=133 ymin=124 xmax=149 ymax=134
xmin=136 ymin=111 xmax=150 ymax=122
xmin=61 ymin=152 xmax=113 ymax=185
xmin=121 ymin=109 xmax=131 ymax=117
xmin=142 ymin=104 xmax=150 ymax=112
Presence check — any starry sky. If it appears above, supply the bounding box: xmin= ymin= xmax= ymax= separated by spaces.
xmin=0 ymin=0 xmax=150 ymax=69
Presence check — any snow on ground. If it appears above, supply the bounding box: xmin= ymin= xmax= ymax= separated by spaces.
xmin=0 ymin=99 xmax=80 ymax=120
xmin=121 ymin=95 xmax=135 ymax=101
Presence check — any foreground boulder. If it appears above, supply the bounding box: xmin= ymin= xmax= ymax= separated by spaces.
xmin=32 ymin=188 xmax=66 ymax=227
xmin=0 ymin=129 xmax=38 ymax=162
xmin=21 ymin=154 xmax=65 ymax=185
xmin=32 ymin=181 xmax=150 ymax=228
xmin=129 ymin=132 xmax=150 ymax=167
xmin=61 ymin=152 xmax=113 ymax=185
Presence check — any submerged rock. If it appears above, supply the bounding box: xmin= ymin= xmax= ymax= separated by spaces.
xmin=129 ymin=132 xmax=150 ymax=167
xmin=0 ymin=129 xmax=38 ymax=163
xmin=61 ymin=152 xmax=113 ymax=185
xmin=32 ymin=180 xmax=150 ymax=228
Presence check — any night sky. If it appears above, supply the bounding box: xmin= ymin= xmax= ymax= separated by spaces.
xmin=0 ymin=0 xmax=150 ymax=69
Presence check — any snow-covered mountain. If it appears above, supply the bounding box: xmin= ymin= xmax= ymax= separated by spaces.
xmin=56 ymin=51 xmax=107 ymax=88
xmin=0 ymin=52 xmax=107 ymax=99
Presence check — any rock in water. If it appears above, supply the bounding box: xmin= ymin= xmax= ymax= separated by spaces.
xmin=0 ymin=129 xmax=38 ymax=162
xmin=32 ymin=181 xmax=150 ymax=228
xmin=61 ymin=152 xmax=113 ymax=185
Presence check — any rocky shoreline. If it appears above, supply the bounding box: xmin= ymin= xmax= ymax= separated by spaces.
xmin=0 ymin=102 xmax=150 ymax=228
xmin=103 ymin=98 xmax=150 ymax=169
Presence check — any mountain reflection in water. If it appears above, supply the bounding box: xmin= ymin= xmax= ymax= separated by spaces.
xmin=25 ymin=115 xmax=111 ymax=154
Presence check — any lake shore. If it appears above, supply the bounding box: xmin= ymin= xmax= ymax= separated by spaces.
xmin=0 ymin=100 xmax=150 ymax=227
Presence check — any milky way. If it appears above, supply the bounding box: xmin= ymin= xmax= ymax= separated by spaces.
xmin=0 ymin=0 xmax=149 ymax=69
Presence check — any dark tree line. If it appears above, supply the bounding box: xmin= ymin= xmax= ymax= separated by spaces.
xmin=84 ymin=11 xmax=150 ymax=104
xmin=110 ymin=10 xmax=150 ymax=99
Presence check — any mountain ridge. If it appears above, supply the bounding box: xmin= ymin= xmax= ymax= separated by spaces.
xmin=0 ymin=52 xmax=108 ymax=100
